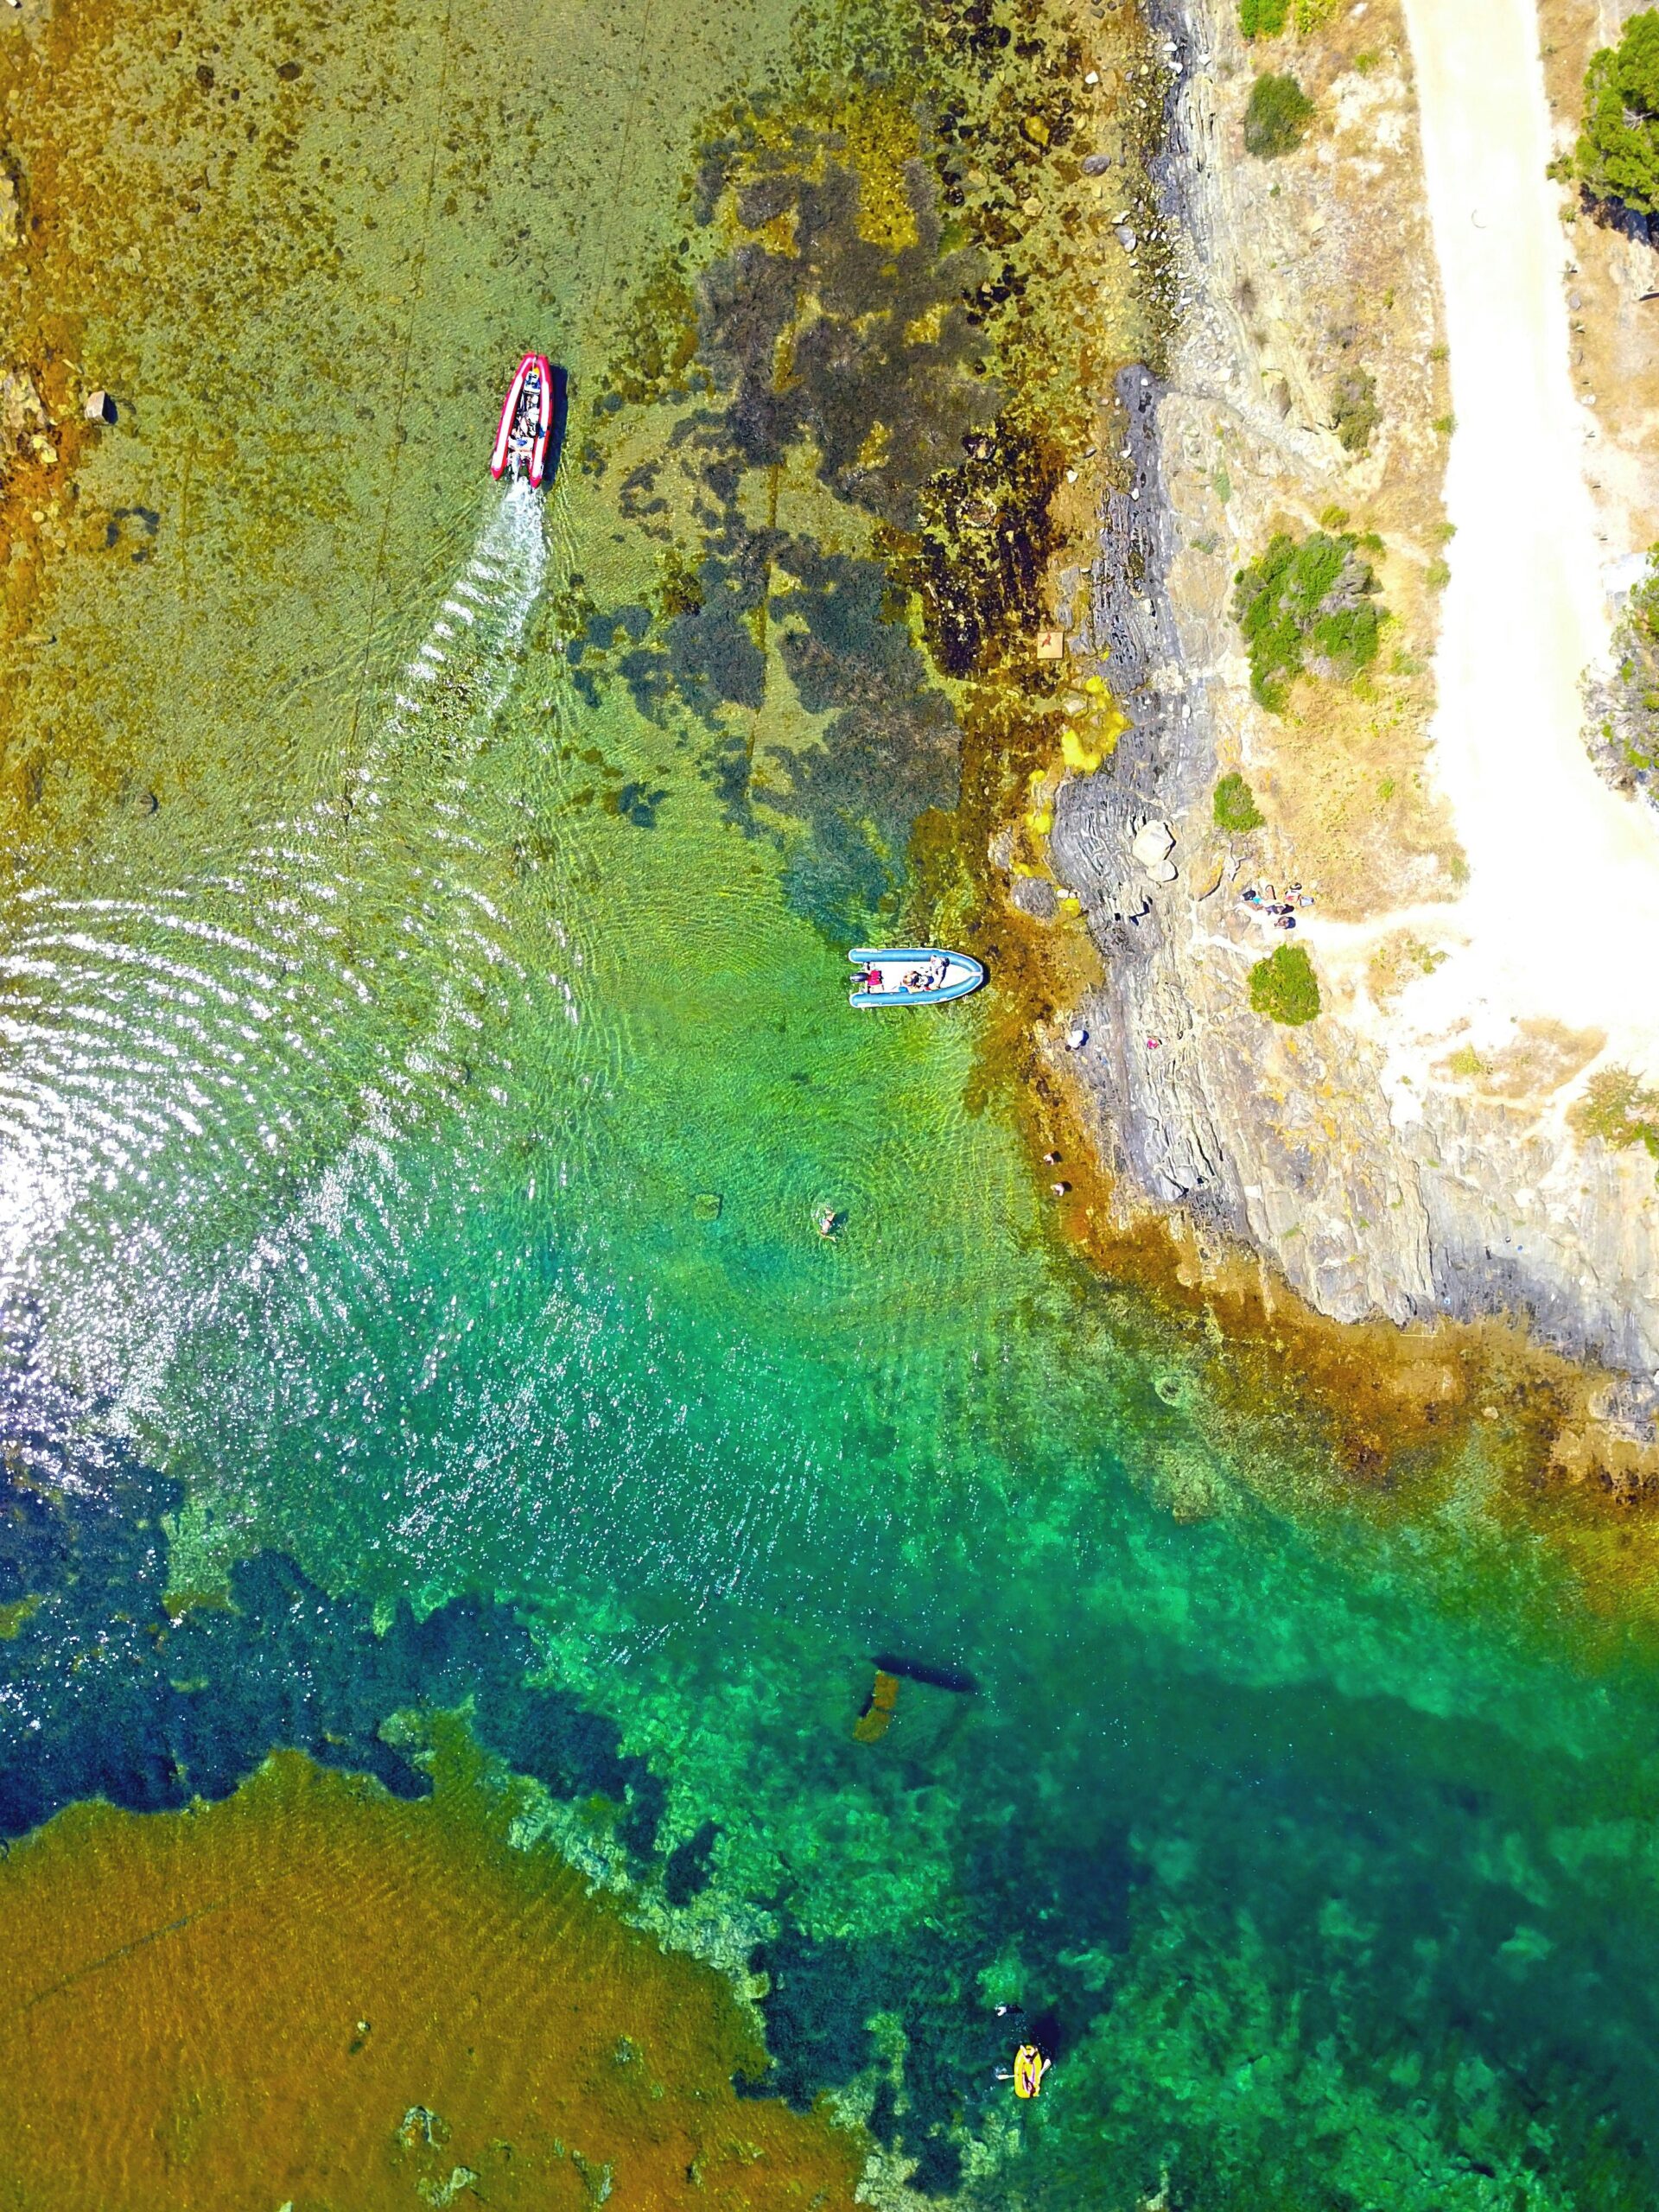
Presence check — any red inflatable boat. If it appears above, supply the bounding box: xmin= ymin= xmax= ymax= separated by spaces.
xmin=490 ymin=353 xmax=554 ymax=487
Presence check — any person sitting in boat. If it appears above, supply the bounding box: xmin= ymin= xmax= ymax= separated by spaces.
xmin=1013 ymin=2044 xmax=1050 ymax=2099
xmin=903 ymin=969 xmax=925 ymax=991
xmin=922 ymin=957 xmax=948 ymax=990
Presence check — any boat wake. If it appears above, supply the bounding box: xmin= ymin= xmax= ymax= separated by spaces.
xmin=0 ymin=480 xmax=559 ymax=1410
xmin=351 ymin=474 xmax=548 ymax=810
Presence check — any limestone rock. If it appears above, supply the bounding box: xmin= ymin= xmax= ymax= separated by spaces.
xmin=0 ymin=365 xmax=45 ymax=444
xmin=1037 ymin=0 xmax=1659 ymax=1404
xmin=84 ymin=389 xmax=117 ymax=424
xmin=1011 ymin=874 xmax=1059 ymax=920
xmin=1191 ymin=859 xmax=1225 ymax=899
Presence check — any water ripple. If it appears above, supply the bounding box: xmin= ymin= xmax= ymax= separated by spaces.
xmin=0 ymin=482 xmax=559 ymax=1388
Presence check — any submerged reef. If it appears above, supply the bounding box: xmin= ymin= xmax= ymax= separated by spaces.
xmin=588 ymin=139 xmax=990 ymax=936
xmin=567 ymin=0 xmax=1151 ymax=944
xmin=0 ymin=1310 xmax=664 ymax=1852
xmin=15 ymin=1300 xmax=1659 ymax=2207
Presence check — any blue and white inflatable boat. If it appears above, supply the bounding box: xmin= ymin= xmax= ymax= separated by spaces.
xmin=849 ymin=948 xmax=986 ymax=1007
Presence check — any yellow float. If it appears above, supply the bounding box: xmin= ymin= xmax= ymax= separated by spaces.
xmin=1013 ymin=2044 xmax=1050 ymax=2099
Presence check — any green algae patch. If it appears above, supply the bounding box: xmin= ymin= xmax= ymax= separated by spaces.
xmin=0 ymin=1591 xmax=40 ymax=1639
xmin=1017 ymin=1902 xmax=1656 ymax=2212
xmin=0 ymin=1736 xmax=866 ymax=2209
xmin=567 ymin=0 xmax=1169 ymax=946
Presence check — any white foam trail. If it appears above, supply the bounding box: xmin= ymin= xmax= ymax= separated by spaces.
xmin=0 ymin=482 xmax=553 ymax=1394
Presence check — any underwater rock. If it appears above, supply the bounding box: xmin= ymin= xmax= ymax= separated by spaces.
xmin=853 ymin=1669 xmax=899 ymax=1743
xmin=0 ymin=1313 xmax=670 ymax=1858
xmin=0 ymin=365 xmax=44 ymax=444
xmin=1011 ymin=874 xmax=1059 ymax=919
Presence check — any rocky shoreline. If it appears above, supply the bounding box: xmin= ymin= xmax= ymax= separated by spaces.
xmin=1021 ymin=0 xmax=1659 ymax=1408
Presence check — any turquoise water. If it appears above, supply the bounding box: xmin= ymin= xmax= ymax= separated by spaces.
xmin=3 ymin=0 xmax=1659 ymax=2202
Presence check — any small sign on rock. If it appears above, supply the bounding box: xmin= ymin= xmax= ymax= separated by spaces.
xmin=1035 ymin=628 xmax=1065 ymax=661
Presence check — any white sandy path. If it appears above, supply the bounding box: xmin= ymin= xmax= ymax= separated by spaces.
xmin=1355 ymin=0 xmax=1659 ymax=1074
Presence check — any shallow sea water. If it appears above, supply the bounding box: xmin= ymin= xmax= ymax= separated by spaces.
xmin=3 ymin=0 xmax=1659 ymax=2205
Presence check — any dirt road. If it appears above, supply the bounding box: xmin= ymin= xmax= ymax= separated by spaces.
xmin=1396 ymin=0 xmax=1659 ymax=1068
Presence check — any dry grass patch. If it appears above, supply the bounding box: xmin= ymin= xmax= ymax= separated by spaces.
xmin=1480 ymin=1020 xmax=1606 ymax=1103
xmin=1436 ymin=1021 xmax=1605 ymax=1106
xmin=1257 ymin=652 xmax=1461 ymax=918
xmin=1366 ymin=929 xmax=1447 ymax=1009
xmin=1202 ymin=0 xmax=1464 ymax=918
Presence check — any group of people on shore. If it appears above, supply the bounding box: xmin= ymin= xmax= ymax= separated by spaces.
xmin=1240 ymin=881 xmax=1312 ymax=932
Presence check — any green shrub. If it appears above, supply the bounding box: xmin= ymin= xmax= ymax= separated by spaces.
xmin=1630 ymin=541 xmax=1659 ymax=644
xmin=1249 ymin=943 xmax=1320 ymax=1025
xmin=1573 ymin=1066 xmax=1659 ymax=1156
xmin=1576 ymin=10 xmax=1659 ymax=215
xmin=1330 ymin=367 xmax=1380 ymax=454
xmin=1239 ymin=0 xmax=1290 ymax=35
xmin=1245 ymin=72 xmax=1315 ymax=156
xmin=1595 ymin=543 xmax=1659 ymax=772
xmin=1231 ymin=529 xmax=1383 ymax=709
xmin=1213 ymin=772 xmax=1266 ymax=832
